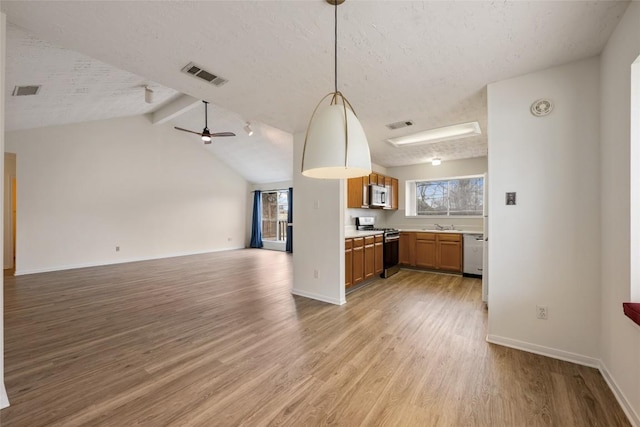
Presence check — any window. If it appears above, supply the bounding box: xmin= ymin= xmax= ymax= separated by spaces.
xmin=261 ymin=190 xmax=288 ymax=241
xmin=406 ymin=175 xmax=484 ymax=217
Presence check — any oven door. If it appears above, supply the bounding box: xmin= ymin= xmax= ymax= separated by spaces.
xmin=383 ymin=235 xmax=400 ymax=277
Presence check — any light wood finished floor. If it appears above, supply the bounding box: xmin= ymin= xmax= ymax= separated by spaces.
xmin=2 ymin=249 xmax=630 ymax=426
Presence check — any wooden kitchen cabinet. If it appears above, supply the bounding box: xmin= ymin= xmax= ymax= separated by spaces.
xmin=374 ymin=235 xmax=384 ymax=275
xmin=391 ymin=178 xmax=399 ymax=210
xmin=437 ymin=234 xmax=462 ymax=272
xmin=345 ymin=238 xmax=353 ymax=287
xmin=346 ymin=173 xmax=398 ymax=210
xmin=415 ymin=233 xmax=437 ymax=269
xmin=346 ymin=234 xmax=383 ymax=288
xmin=400 ymin=232 xmax=462 ymax=273
xmin=364 ymin=236 xmax=375 ymax=280
xmin=352 ymin=237 xmax=365 ymax=285
xmin=399 ymin=232 xmax=416 ymax=266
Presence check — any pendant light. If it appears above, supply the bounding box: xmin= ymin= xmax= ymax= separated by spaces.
xmin=301 ymin=0 xmax=371 ymax=179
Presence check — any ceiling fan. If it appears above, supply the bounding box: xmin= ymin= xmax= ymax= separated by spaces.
xmin=174 ymin=101 xmax=236 ymax=144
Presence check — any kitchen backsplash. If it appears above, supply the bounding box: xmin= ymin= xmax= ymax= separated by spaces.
xmin=346 ymin=207 xmax=483 ymax=232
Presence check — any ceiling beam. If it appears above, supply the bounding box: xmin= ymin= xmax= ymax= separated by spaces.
xmin=151 ymin=94 xmax=200 ymax=125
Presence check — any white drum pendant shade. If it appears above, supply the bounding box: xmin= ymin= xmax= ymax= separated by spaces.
xmin=301 ymin=103 xmax=372 ymax=179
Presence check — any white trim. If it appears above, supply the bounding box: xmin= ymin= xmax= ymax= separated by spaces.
xmin=486 ymin=334 xmax=600 ymax=368
xmin=0 ymin=382 xmax=9 ymax=409
xmin=599 ymin=360 xmax=640 ymax=427
xmin=291 ymin=288 xmax=346 ymax=306
xmin=14 ymin=246 xmax=245 ymax=276
xmin=487 ymin=335 xmax=639 ymax=426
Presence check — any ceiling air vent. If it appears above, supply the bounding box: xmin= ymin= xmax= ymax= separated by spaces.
xmin=12 ymin=85 xmax=41 ymax=96
xmin=181 ymin=62 xmax=228 ymax=87
xmin=386 ymin=120 xmax=414 ymax=130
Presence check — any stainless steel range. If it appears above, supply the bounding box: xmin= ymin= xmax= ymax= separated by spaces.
xmin=355 ymin=217 xmax=400 ymax=278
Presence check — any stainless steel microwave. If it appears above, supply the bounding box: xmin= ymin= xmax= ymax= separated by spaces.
xmin=369 ymin=184 xmax=388 ymax=207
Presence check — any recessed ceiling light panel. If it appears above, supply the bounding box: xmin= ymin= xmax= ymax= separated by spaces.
xmin=387 ymin=121 xmax=481 ymax=147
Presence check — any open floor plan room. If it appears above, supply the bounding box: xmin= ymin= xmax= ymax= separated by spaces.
xmin=1 ymin=250 xmax=629 ymax=426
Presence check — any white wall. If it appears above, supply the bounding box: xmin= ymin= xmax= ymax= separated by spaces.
xmin=5 ymin=115 xmax=248 ymax=274
xmin=246 ymin=180 xmax=292 ymax=251
xmin=0 ymin=11 xmax=8 ymax=410
xmin=384 ymin=157 xmax=487 ymax=231
xmin=292 ymin=132 xmax=345 ymax=305
xmin=487 ymin=58 xmax=601 ymax=365
xmin=600 ymin=2 xmax=640 ymax=424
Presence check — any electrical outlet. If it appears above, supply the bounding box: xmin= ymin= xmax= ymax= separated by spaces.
xmin=115 ymin=246 xmax=120 ymax=252
xmin=536 ymin=305 xmax=548 ymax=320
xmin=313 ymin=269 xmax=319 ymax=279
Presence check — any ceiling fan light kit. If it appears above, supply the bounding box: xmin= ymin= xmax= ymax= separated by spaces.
xmin=174 ymin=100 xmax=236 ymax=144
xmin=301 ymin=0 xmax=371 ymax=180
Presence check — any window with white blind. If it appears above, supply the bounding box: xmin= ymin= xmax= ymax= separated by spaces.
xmin=406 ymin=175 xmax=484 ymax=217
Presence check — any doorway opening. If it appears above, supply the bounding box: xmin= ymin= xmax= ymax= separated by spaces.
xmin=4 ymin=153 xmax=16 ymax=275
xmin=261 ymin=189 xmax=288 ymax=251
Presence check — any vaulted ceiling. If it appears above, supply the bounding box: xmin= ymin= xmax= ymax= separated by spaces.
xmin=1 ymin=1 xmax=630 ymax=182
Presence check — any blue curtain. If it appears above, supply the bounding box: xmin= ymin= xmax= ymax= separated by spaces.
xmin=286 ymin=187 xmax=293 ymax=253
xmin=250 ymin=191 xmax=263 ymax=248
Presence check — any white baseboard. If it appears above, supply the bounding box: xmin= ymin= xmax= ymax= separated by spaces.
xmin=486 ymin=334 xmax=600 ymax=368
xmin=291 ymin=288 xmax=345 ymax=305
xmin=487 ymin=335 xmax=639 ymax=427
xmin=599 ymin=360 xmax=640 ymax=427
xmin=14 ymin=246 xmax=245 ymax=276
xmin=0 ymin=382 xmax=9 ymax=409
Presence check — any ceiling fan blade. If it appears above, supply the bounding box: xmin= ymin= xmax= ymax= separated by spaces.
xmin=174 ymin=126 xmax=205 ymax=136
xmin=211 ymin=132 xmax=236 ymax=137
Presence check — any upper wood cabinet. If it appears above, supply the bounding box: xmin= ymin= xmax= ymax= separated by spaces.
xmin=391 ymin=178 xmax=399 ymax=210
xmin=346 ymin=173 xmax=399 ymax=210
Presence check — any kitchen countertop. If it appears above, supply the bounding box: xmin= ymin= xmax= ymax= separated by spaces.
xmin=398 ymin=229 xmax=483 ymax=235
xmin=345 ymin=230 xmax=384 ymax=239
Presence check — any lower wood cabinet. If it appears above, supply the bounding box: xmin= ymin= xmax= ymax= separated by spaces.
xmin=437 ymin=234 xmax=463 ymax=271
xmin=399 ymin=232 xmax=462 ymax=273
xmin=374 ymin=235 xmax=384 ymax=275
xmin=415 ymin=233 xmax=436 ymax=269
xmin=352 ymin=237 xmax=365 ymax=286
xmin=345 ymin=239 xmax=353 ymax=288
xmin=345 ymin=234 xmax=383 ymax=288
xmin=399 ymin=232 xmax=416 ymax=266
xmin=364 ymin=236 xmax=375 ymax=280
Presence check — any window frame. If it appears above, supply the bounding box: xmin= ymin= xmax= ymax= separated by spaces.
xmin=260 ymin=189 xmax=289 ymax=242
xmin=405 ymin=174 xmax=485 ymax=218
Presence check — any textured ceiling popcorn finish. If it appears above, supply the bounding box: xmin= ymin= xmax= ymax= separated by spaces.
xmin=1 ymin=1 xmax=630 ymax=174
xmin=5 ymin=24 xmax=180 ymax=131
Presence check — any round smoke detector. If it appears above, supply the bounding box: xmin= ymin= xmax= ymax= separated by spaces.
xmin=530 ymin=99 xmax=554 ymax=117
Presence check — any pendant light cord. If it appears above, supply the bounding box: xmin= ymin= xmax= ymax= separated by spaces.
xmin=334 ymin=0 xmax=338 ymax=94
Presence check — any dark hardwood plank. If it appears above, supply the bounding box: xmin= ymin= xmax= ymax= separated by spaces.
xmin=0 ymin=249 xmax=630 ymax=426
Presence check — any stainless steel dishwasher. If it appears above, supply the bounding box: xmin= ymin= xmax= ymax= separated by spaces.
xmin=463 ymin=233 xmax=484 ymax=277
